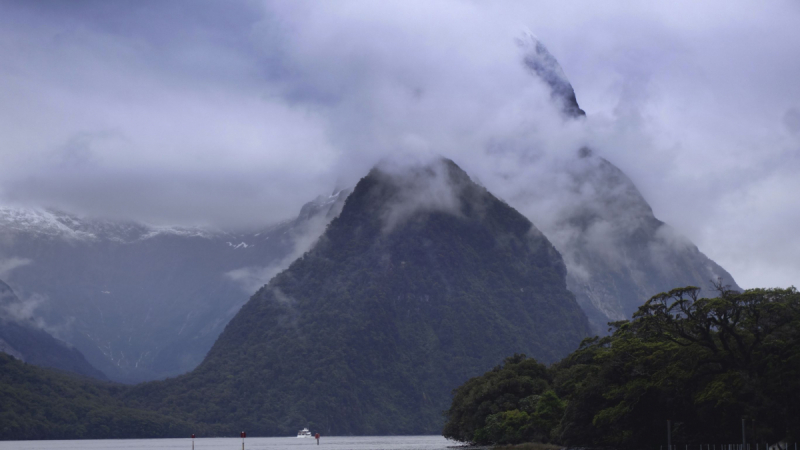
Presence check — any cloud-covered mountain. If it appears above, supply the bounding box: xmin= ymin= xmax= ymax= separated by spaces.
xmin=130 ymin=158 xmax=591 ymax=435
xmin=0 ymin=34 xmax=740 ymax=385
xmin=513 ymin=35 xmax=739 ymax=331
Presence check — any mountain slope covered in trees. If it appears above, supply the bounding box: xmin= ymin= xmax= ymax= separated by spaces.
xmin=126 ymin=158 xmax=591 ymax=435
xmin=0 ymin=353 xmax=192 ymax=440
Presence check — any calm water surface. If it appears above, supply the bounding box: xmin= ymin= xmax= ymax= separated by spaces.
xmin=0 ymin=436 xmax=461 ymax=450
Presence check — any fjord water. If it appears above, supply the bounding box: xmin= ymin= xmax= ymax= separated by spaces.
xmin=0 ymin=436 xmax=454 ymax=450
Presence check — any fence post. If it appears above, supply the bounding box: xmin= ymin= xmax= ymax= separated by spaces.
xmin=667 ymin=420 xmax=672 ymax=450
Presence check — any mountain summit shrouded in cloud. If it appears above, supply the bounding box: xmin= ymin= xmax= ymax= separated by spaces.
xmin=507 ymin=36 xmax=740 ymax=331
xmin=518 ymin=32 xmax=585 ymax=118
xmin=0 ymin=23 xmax=740 ymax=379
xmin=0 ymin=1 xmax=797 ymax=288
xmin=129 ymin=157 xmax=591 ymax=435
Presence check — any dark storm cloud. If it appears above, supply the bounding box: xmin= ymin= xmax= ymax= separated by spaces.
xmin=0 ymin=0 xmax=798 ymax=287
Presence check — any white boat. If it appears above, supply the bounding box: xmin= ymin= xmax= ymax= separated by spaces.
xmin=297 ymin=428 xmax=312 ymax=438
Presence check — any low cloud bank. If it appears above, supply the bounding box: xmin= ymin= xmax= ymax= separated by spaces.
xmin=0 ymin=1 xmax=797 ymax=287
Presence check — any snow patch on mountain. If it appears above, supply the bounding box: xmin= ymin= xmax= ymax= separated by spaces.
xmin=0 ymin=206 xmax=222 ymax=242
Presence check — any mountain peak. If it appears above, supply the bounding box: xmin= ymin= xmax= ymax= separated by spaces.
xmin=137 ymin=158 xmax=591 ymax=435
xmin=363 ymin=157 xmax=474 ymax=232
xmin=517 ymin=32 xmax=586 ymax=118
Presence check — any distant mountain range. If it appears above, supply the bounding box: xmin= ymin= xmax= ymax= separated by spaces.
xmin=0 ymin=191 xmax=348 ymax=382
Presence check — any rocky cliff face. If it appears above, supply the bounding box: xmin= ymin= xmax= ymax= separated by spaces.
xmin=130 ymin=159 xmax=591 ymax=435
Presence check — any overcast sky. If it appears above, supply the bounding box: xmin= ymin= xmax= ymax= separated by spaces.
xmin=1 ymin=0 xmax=798 ymax=289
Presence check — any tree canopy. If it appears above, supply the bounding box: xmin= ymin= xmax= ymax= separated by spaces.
xmin=444 ymin=286 xmax=800 ymax=448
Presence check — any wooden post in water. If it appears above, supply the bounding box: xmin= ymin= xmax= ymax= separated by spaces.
xmin=191 ymin=434 xmax=195 ymax=450
xmin=241 ymin=431 xmax=246 ymax=450
xmin=668 ymin=420 xmax=672 ymax=450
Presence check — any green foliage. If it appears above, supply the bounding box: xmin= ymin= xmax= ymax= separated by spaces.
xmin=0 ymin=354 xmax=194 ymax=440
xmin=479 ymin=409 xmax=534 ymax=444
xmin=443 ymin=354 xmax=561 ymax=445
xmin=532 ymin=390 xmax=564 ymax=434
xmin=445 ymin=286 xmax=800 ymax=448
xmin=554 ymin=286 xmax=800 ymax=448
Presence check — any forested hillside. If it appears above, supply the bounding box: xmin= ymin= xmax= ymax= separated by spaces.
xmin=126 ymin=158 xmax=591 ymax=436
xmin=0 ymin=354 xmax=192 ymax=440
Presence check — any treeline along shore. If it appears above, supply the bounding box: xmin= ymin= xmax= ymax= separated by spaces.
xmin=443 ymin=285 xmax=800 ymax=449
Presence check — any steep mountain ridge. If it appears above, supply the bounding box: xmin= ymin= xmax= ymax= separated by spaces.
xmin=515 ymin=36 xmax=739 ymax=332
xmin=553 ymin=152 xmax=739 ymax=330
xmin=129 ymin=159 xmax=591 ymax=435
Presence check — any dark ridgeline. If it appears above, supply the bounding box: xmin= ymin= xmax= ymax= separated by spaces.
xmin=129 ymin=158 xmax=592 ymax=435
xmin=0 ymin=279 xmax=106 ymax=380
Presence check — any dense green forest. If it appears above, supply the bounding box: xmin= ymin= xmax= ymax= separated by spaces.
xmin=0 ymin=354 xmax=193 ymax=440
xmin=124 ymin=159 xmax=590 ymax=436
xmin=444 ymin=285 xmax=800 ymax=448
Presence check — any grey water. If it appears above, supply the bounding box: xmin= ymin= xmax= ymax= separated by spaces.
xmin=0 ymin=436 xmax=459 ymax=450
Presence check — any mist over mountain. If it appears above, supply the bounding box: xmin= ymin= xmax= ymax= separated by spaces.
xmin=0 ymin=191 xmax=347 ymax=383
xmin=500 ymin=35 xmax=740 ymax=332
xmin=0 ymin=16 xmax=765 ymax=441
xmin=0 ymin=35 xmax=741 ymax=384
xmin=550 ymin=151 xmax=739 ymax=331
xmin=129 ymin=158 xmax=591 ymax=435
xmin=0 ymin=279 xmax=105 ymax=379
